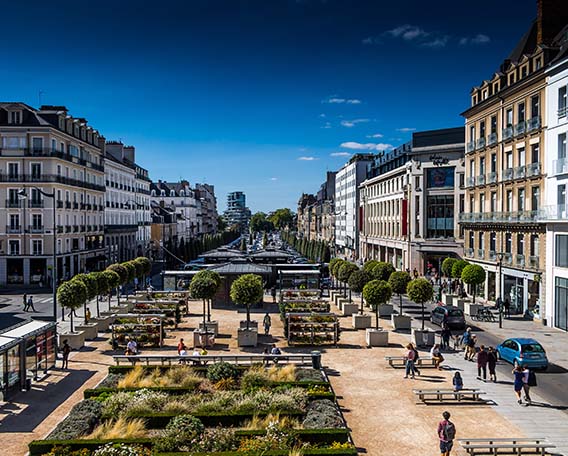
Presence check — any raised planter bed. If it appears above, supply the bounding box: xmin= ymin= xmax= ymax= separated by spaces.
xmin=287 ymin=312 xmax=340 ymax=346
xmin=199 ymin=320 xmax=219 ymax=336
xmin=352 ymin=313 xmax=372 ymax=329
xmin=74 ymin=323 xmax=98 ymax=340
xmin=377 ymin=304 xmax=394 ymax=317
xmin=58 ymin=331 xmax=85 ymax=350
xmin=366 ymin=328 xmax=389 ymax=347
xmin=391 ymin=314 xmax=412 ymax=330
xmin=412 ymin=328 xmax=435 ymax=347
xmin=92 ymin=315 xmax=114 ymax=331
xmin=193 ymin=329 xmax=215 ymax=348
xmin=342 ymin=302 xmax=358 ymax=316
xmin=239 ymin=320 xmax=258 ymax=330
xmin=237 ymin=328 xmax=258 ymax=347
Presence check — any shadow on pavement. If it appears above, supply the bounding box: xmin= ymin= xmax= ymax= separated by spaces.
xmin=0 ymin=312 xmax=26 ymax=331
xmin=0 ymin=369 xmax=95 ymax=433
xmin=542 ymin=364 xmax=568 ymax=374
xmin=526 ymin=401 xmax=568 ymax=411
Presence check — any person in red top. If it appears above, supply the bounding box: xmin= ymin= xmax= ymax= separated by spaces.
xmin=177 ymin=338 xmax=187 ymax=355
xmin=437 ymin=411 xmax=456 ymax=456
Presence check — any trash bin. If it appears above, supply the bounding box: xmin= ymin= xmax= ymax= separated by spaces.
xmin=25 ymin=378 xmax=32 ymax=391
xmin=311 ymin=350 xmax=322 ymax=370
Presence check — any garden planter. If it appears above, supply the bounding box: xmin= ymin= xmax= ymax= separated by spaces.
xmin=337 ymin=298 xmax=350 ymax=311
xmin=377 ymin=304 xmax=394 ymax=317
xmin=193 ymin=329 xmax=215 ymax=348
xmin=366 ymin=328 xmax=389 ymax=347
xmin=455 ymin=298 xmax=470 ymax=311
xmin=391 ymin=314 xmax=412 ymax=330
xmin=334 ymin=293 xmax=346 ymax=307
xmin=199 ymin=321 xmax=219 ymax=337
xmin=412 ymin=328 xmax=435 ymax=347
xmin=237 ymin=328 xmax=258 ymax=347
xmin=352 ymin=313 xmax=372 ymax=329
xmin=239 ymin=320 xmax=258 ymax=330
xmin=443 ymin=294 xmax=457 ymax=306
xmin=74 ymin=323 xmax=98 ymax=340
xmin=342 ymin=302 xmax=359 ymax=316
xmin=464 ymin=302 xmax=483 ymax=317
xmin=58 ymin=331 xmax=85 ymax=350
xmin=92 ymin=316 xmax=113 ymax=331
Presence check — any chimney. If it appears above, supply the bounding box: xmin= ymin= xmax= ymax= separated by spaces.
xmin=537 ymin=0 xmax=568 ymax=45
xmin=123 ymin=146 xmax=135 ymax=163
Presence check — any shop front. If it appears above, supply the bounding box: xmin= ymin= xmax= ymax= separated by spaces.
xmin=0 ymin=336 xmax=20 ymax=402
xmin=502 ymin=268 xmax=541 ymax=318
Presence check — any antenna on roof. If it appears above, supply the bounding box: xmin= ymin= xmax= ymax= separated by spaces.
xmin=38 ymin=90 xmax=45 ymax=106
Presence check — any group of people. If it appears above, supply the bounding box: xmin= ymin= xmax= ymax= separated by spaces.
xmin=22 ymin=294 xmax=37 ymax=312
xmin=461 ymin=327 xmax=498 ymax=382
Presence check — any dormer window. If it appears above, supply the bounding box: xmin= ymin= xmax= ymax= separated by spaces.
xmin=179 ymin=190 xmax=185 ymax=196
xmin=170 ymin=190 xmax=175 ymax=197
xmin=520 ymin=65 xmax=528 ymax=79
xmin=482 ymin=89 xmax=488 ymax=100
xmin=472 ymin=94 xmax=478 ymax=106
xmin=508 ymin=72 xmax=516 ymax=85
xmin=160 ymin=190 xmax=166 ymax=196
xmin=535 ymin=58 xmax=542 ymax=70
xmin=74 ymin=125 xmax=79 ymax=137
xmin=8 ymin=110 xmax=22 ymax=124
xmin=151 ymin=190 xmax=156 ymax=196
xmin=493 ymin=82 xmax=500 ymax=93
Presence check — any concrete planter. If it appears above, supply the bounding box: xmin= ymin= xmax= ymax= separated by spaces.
xmin=464 ymin=302 xmax=483 ymax=317
xmin=59 ymin=331 xmax=85 ymax=350
xmin=92 ymin=316 xmax=113 ymax=331
xmin=337 ymin=298 xmax=351 ymax=312
xmin=237 ymin=328 xmax=258 ymax=347
xmin=352 ymin=313 xmax=372 ymax=329
xmin=391 ymin=314 xmax=412 ymax=330
xmin=74 ymin=323 xmax=98 ymax=340
xmin=455 ymin=298 xmax=470 ymax=311
xmin=366 ymin=328 xmax=389 ymax=347
xmin=239 ymin=320 xmax=258 ymax=330
xmin=342 ymin=302 xmax=359 ymax=316
xmin=193 ymin=329 xmax=215 ymax=348
xmin=412 ymin=328 xmax=435 ymax=347
xmin=334 ymin=293 xmax=346 ymax=307
xmin=443 ymin=294 xmax=457 ymax=306
xmin=199 ymin=321 xmax=219 ymax=337
xmin=377 ymin=304 xmax=394 ymax=317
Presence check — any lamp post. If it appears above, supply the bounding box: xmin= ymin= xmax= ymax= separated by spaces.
xmin=19 ymin=188 xmax=57 ymax=322
xmin=496 ymin=252 xmax=504 ymax=329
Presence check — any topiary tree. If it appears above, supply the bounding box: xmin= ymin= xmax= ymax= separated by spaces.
xmin=461 ymin=264 xmax=486 ymax=304
xmin=388 ymin=270 xmax=411 ymax=315
xmin=107 ymin=263 xmax=128 ymax=305
xmin=73 ymin=273 xmax=98 ymax=324
xmin=363 ymin=280 xmax=392 ymax=329
xmin=372 ymin=262 xmax=395 ymax=281
xmin=230 ymin=274 xmax=264 ymax=330
xmin=348 ymin=269 xmax=371 ymax=313
xmin=91 ymin=271 xmax=108 ymax=317
xmin=190 ymin=273 xmax=219 ymax=340
xmin=328 ymin=258 xmax=341 ymax=289
xmin=102 ymin=269 xmax=121 ymax=309
xmin=57 ymin=279 xmax=87 ymax=332
xmin=338 ymin=262 xmax=359 ymax=300
xmin=134 ymin=256 xmax=152 ymax=286
xmin=407 ymin=278 xmax=434 ymax=330
xmin=451 ymin=260 xmax=469 ymax=283
xmin=191 ymin=270 xmax=221 ymax=323
xmin=441 ymin=257 xmax=457 ymax=294
xmin=122 ymin=261 xmax=136 ymax=284
xmin=363 ymin=260 xmax=379 ymax=274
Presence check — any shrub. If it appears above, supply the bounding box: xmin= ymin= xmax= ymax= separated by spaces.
xmin=244 ymin=413 xmax=302 ymax=430
xmin=362 ymin=260 xmax=379 ymax=273
xmin=214 ymin=377 xmax=238 ymax=391
xmin=155 ymin=415 xmax=205 ymax=452
xmin=207 ymin=362 xmax=239 ymax=383
xmin=43 ymin=447 xmax=90 ymax=456
xmin=193 ymin=427 xmax=239 ymax=452
xmin=461 ymin=264 xmax=486 ymax=304
xmin=48 ymin=400 xmax=103 ymax=440
xmin=86 ymin=417 xmax=147 ymax=440
xmin=241 ymin=366 xmax=270 ymax=391
xmin=92 ymin=443 xmax=152 ymax=456
xmin=302 ymin=400 xmax=344 ymax=429
xmin=295 ymin=369 xmax=324 ymax=382
xmin=362 ymin=279 xmax=392 ymax=329
xmin=388 ymin=271 xmax=411 ymax=314
xmin=98 ymin=373 xmax=123 ymax=389
xmin=268 ymin=364 xmax=296 ymax=382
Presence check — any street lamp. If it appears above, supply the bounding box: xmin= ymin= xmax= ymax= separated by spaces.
xmin=18 ymin=188 xmax=58 ymax=322
xmin=496 ymin=252 xmax=504 ymax=329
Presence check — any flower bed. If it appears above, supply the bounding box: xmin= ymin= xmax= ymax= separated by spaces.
xmin=284 ymin=313 xmax=340 ymax=346
xmin=111 ymin=316 xmax=165 ymax=348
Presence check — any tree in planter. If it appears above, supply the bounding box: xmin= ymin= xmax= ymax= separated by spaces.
xmin=407 ymin=278 xmax=434 ymax=330
xmin=196 ymin=270 xmax=222 ymax=322
xmin=107 ymin=263 xmax=128 ymax=305
xmin=57 ymin=279 xmax=87 ymax=333
xmin=451 ymin=259 xmax=470 ymax=296
xmin=461 ymin=264 xmax=486 ymax=304
xmin=388 ymin=271 xmax=411 ymax=315
xmin=348 ymin=269 xmax=371 ymax=313
xmin=363 ymin=260 xmax=379 ymax=274
xmin=102 ymin=270 xmax=121 ymax=309
xmin=230 ymin=274 xmax=264 ymax=331
xmin=441 ymin=258 xmax=457 ymax=291
xmin=134 ymin=256 xmax=152 ymax=288
xmin=372 ymin=262 xmax=395 ymax=281
xmin=73 ymin=274 xmax=98 ymax=324
xmin=338 ymin=262 xmax=359 ymax=300
xmin=91 ymin=271 xmax=108 ymax=317
xmin=190 ymin=272 xmax=220 ymax=341
xmin=363 ymin=280 xmax=392 ymax=329
xmin=328 ymin=258 xmax=341 ymax=289
xmin=330 ymin=258 xmax=345 ymax=291
xmin=240 ymin=237 xmax=247 ymax=252
xmin=122 ymin=261 xmax=137 ymax=285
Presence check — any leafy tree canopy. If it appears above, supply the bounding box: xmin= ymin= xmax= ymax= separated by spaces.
xmin=230 ymin=274 xmax=264 ymax=306
xmin=407 ymin=278 xmax=434 ymax=304
xmin=388 ymin=271 xmax=411 ymax=295
xmin=363 ymin=279 xmax=392 ymax=308
xmin=461 ymin=264 xmax=486 ymax=285
xmin=348 ymin=269 xmax=371 ymax=293
xmin=267 ymin=208 xmax=294 ymax=230
xmin=441 ymin=258 xmax=457 ymax=278
xmin=372 ymin=262 xmax=395 ymax=281
xmin=57 ymin=279 xmax=88 ymax=311
xmin=451 ymin=259 xmax=470 ymax=279
xmin=338 ymin=262 xmax=359 ymax=283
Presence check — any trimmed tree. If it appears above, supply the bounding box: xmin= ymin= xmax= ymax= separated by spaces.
xmin=338 ymin=262 xmax=359 ymax=300
xmin=102 ymin=270 xmax=121 ymax=309
xmin=348 ymin=269 xmax=372 ymax=313
xmin=441 ymin=258 xmax=457 ymax=293
xmin=451 ymin=260 xmax=469 ymax=283
xmin=461 ymin=264 xmax=486 ymax=304
xmin=407 ymin=278 xmax=434 ymax=330
xmin=91 ymin=271 xmax=108 ymax=317
xmin=198 ymin=270 xmax=222 ymax=322
xmin=230 ymin=274 xmax=264 ymax=331
xmin=328 ymin=258 xmax=341 ymax=289
xmin=331 ymin=259 xmax=346 ymax=291
xmin=190 ymin=272 xmax=220 ymax=339
xmin=388 ymin=271 xmax=411 ymax=315
xmin=73 ymin=273 xmax=98 ymax=323
xmin=372 ymin=262 xmax=396 ymax=281
xmin=107 ymin=263 xmax=128 ymax=305
xmin=122 ymin=261 xmax=136 ymax=284
xmin=57 ymin=279 xmax=87 ymax=333
xmin=363 ymin=280 xmax=392 ymax=329
xmin=363 ymin=260 xmax=379 ymax=274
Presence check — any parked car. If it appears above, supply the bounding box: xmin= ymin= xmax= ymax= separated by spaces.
xmin=430 ymin=306 xmax=466 ymax=330
xmin=496 ymin=338 xmax=549 ymax=370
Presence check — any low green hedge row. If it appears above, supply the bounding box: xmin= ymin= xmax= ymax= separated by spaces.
xmin=28 ymin=438 xmax=153 ymax=456
xmin=157 ymin=449 xmax=357 ymax=456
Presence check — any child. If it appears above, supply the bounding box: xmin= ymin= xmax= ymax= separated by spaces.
xmin=452 ymin=372 xmax=463 ymax=392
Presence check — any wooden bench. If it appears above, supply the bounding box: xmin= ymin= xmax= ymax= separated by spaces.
xmin=384 ymin=356 xmax=436 ymax=368
xmin=413 ymin=388 xmax=486 ymax=403
xmin=459 ymin=438 xmax=555 ymax=455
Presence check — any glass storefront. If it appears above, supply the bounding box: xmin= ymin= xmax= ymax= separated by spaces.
xmin=7 ymin=345 xmax=20 ymax=388
xmin=504 ymin=275 xmax=524 ymax=314
xmin=555 ymin=277 xmax=568 ymax=331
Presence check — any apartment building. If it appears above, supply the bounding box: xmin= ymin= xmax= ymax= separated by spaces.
xmin=360 ymin=128 xmax=465 ymax=272
xmin=460 ymin=2 xmax=568 ymax=320
xmin=134 ymin=164 xmax=152 ymax=257
xmin=0 ymin=103 xmax=106 ymax=286
xmin=335 ymin=154 xmax=374 ymax=261
xmin=195 ymin=183 xmax=218 ymax=235
xmin=223 ymin=191 xmax=251 ymax=232
xmin=296 ymin=193 xmax=316 ymax=239
xmin=544 ymin=44 xmax=568 ymax=330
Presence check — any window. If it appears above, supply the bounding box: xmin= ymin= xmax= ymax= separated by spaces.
xmin=518 ymin=103 xmax=525 ymax=123
xmin=518 ymin=188 xmax=525 ymax=211
xmin=469 ymin=160 xmax=475 ymax=177
xmin=557 ymin=185 xmax=566 ymax=207
xmin=9 ymin=240 xmax=20 ymax=255
xmin=559 ymin=86 xmax=567 ymax=116
xmin=490 ymin=115 xmax=497 ymax=134
xmin=531 ymin=95 xmax=540 ymax=118
xmin=469 ymin=231 xmax=474 ymax=249
xmin=521 ymin=65 xmax=528 ymax=78
xmin=9 ymin=214 xmax=19 ymax=229
xmin=426 ymin=195 xmax=454 ymax=238
xmin=490 ymin=232 xmax=497 ymax=252
xmin=535 ymin=58 xmax=542 ymax=70
xmin=491 ymin=192 xmax=497 ymax=212
xmin=555 ymin=277 xmax=568 ymax=331
xmin=469 ymin=125 xmax=475 ymax=142
xmin=480 ymin=120 xmax=486 ymax=138
xmin=518 ymin=147 xmax=525 ymax=166
xmin=31 ymin=163 xmax=41 ymax=179
xmin=31 ymin=188 xmax=41 ymax=204
xmin=531 ymin=187 xmax=540 ymax=211
xmin=559 ymin=134 xmax=567 ymax=160
xmin=555 ymin=235 xmax=568 ymax=267
xmin=8 ymin=110 xmax=22 ymax=124
xmin=505 ymin=151 xmax=513 ymax=168
xmin=479 ymin=193 xmax=485 ymax=212
xmin=32 ymin=240 xmax=42 ymax=255
xmin=478 ymin=232 xmax=484 ymax=249
xmin=8 ymin=189 xmax=19 ymax=204
xmin=531 ymin=144 xmax=540 ymax=163
xmin=479 ymin=157 xmax=485 ymax=175
xmin=505 ymin=233 xmax=512 ymax=253
xmin=491 ymin=154 xmax=497 ymax=173
xmin=517 ymin=234 xmax=524 ymax=255
xmin=531 ymin=234 xmax=539 ymax=257
xmin=32 ymin=137 xmax=43 ymax=153
xmin=506 ymin=190 xmax=513 ymax=211
xmin=32 ymin=214 xmax=42 ymax=229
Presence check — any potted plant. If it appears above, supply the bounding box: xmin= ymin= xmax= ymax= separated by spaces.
xmin=230 ymin=274 xmax=264 ymax=347
xmin=388 ymin=270 xmax=412 ymax=330
xmin=363 ymin=279 xmax=392 ymax=347
xmin=452 ymin=260 xmax=470 ymax=309
xmin=348 ymin=269 xmax=372 ymax=328
xmin=190 ymin=270 xmax=221 ymax=337
xmin=461 ymin=264 xmax=486 ymax=316
xmin=72 ymin=273 xmax=99 ymax=340
xmin=441 ymin=257 xmax=457 ymax=305
xmin=57 ymin=279 xmax=88 ymax=349
xmin=407 ymin=278 xmax=435 ymax=347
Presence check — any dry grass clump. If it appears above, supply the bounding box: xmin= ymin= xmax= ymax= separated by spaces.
xmin=243 ymin=413 xmax=302 ymax=430
xmin=85 ymin=417 xmax=147 ymax=439
xmin=267 ymin=364 xmax=296 ymax=382
xmin=117 ymin=366 xmax=202 ymax=389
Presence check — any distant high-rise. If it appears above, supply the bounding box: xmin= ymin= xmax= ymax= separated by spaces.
xmin=223 ymin=191 xmax=251 ymax=232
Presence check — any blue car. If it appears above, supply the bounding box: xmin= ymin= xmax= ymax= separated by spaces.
xmin=496 ymin=338 xmax=549 ymax=370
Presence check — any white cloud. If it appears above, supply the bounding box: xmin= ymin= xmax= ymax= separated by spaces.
xmin=362 ymin=36 xmax=380 ymax=45
xmin=340 ymin=118 xmax=370 ymax=128
xmin=460 ymin=34 xmax=490 ymax=45
xmin=321 ymin=122 xmax=332 ymax=129
xmin=366 ymin=133 xmax=384 ymax=138
xmin=330 ymin=152 xmax=351 ymax=157
xmin=323 ymin=97 xmax=362 ymax=104
xmin=421 ymin=35 xmax=449 ymax=48
xmin=270 ymin=177 xmax=278 ymax=181
xmin=386 ymin=24 xmax=428 ymax=41
xmin=340 ymin=141 xmax=393 ymax=151
xmin=298 ymin=156 xmax=318 ymax=161
xmin=396 ymin=127 xmax=416 ymax=132
xmin=319 ymin=113 xmax=326 ymax=118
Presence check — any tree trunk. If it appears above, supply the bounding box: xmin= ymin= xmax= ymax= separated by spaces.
xmin=375 ymin=305 xmax=379 ymax=330
xmin=360 ymin=294 xmax=364 ymax=314
xmin=399 ymin=294 xmax=403 ymax=315
xmin=207 ymin=299 xmax=211 ymax=322
xmin=202 ymin=299 xmax=206 ymax=327
xmin=84 ymin=302 xmax=88 ymax=324
xmin=96 ymin=295 xmax=100 ymax=318
xmin=246 ymin=304 xmax=251 ymax=330
xmin=117 ymin=287 xmax=120 ymax=306
xmin=70 ymin=310 xmax=74 ymax=333
xmin=349 ymin=288 xmax=352 ymax=302
xmin=421 ymin=301 xmax=425 ymax=330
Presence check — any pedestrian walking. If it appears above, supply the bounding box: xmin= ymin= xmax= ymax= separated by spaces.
xmin=27 ymin=295 xmax=37 ymax=312
xmin=522 ymin=365 xmax=536 ymax=405
xmin=440 ymin=323 xmax=451 ymax=350
xmin=476 ymin=345 xmax=488 ymax=381
xmin=85 ymin=307 xmax=91 ymax=323
xmin=263 ymin=312 xmax=272 ymax=335
xmin=23 ymin=293 xmax=28 ymax=311
xmin=452 ymin=372 xmax=463 ymax=392
xmin=504 ymin=298 xmax=511 ymax=318
xmin=430 ymin=343 xmax=444 ymax=370
xmin=437 ymin=411 xmax=456 ymax=456
xmin=487 ymin=346 xmax=498 ymax=382
xmin=271 ymin=286 xmax=277 ymax=303
xmin=177 ymin=338 xmax=187 ymax=355
xmin=61 ymin=339 xmax=71 ymax=369
xmin=466 ymin=335 xmax=477 ymax=361
xmin=404 ymin=343 xmax=418 ymax=379
xmin=461 ymin=327 xmax=472 ymax=352
xmin=513 ymin=365 xmax=525 ymax=405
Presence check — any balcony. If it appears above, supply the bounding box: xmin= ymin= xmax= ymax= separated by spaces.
xmin=518 ymin=210 xmax=540 ymax=222
xmin=65 ymin=201 xmax=71 ymax=209
xmin=502 ymin=168 xmax=514 ymax=181
xmin=65 ymin=226 xmax=72 ymax=233
xmin=539 ymin=205 xmax=567 ymax=221
xmin=80 ymin=226 xmax=86 ymax=232
xmin=487 ymin=171 xmax=497 ymax=184
xmin=6 ymin=225 xmax=21 ymax=233
xmin=527 ymin=116 xmax=541 ymax=132
xmin=477 ymin=249 xmax=485 ymax=259
xmin=73 ymin=225 xmax=79 ymax=232
xmin=488 ymin=250 xmax=497 ymax=261
xmin=514 ymin=121 xmax=526 ymax=136
xmin=553 ymin=158 xmax=568 ymax=176
xmin=6 ymin=199 xmax=21 ymax=208
xmin=57 ymin=200 xmax=64 ymax=208
xmin=559 ymin=106 xmax=567 ymax=118
xmin=29 ymin=225 xmax=44 ymax=233
xmin=526 ymin=162 xmax=541 ymax=177
xmin=466 ymin=176 xmax=476 ymax=187
xmin=28 ymin=200 xmax=44 ymax=208
xmin=503 ymin=253 xmax=513 ymax=265
xmin=529 ymin=255 xmax=539 ymax=269
xmin=514 ymin=165 xmax=526 ymax=179
xmin=0 ymin=173 xmax=105 ymax=192
xmin=516 ymin=254 xmax=526 ymax=267
xmin=476 ymin=174 xmax=486 ymax=185
xmin=466 ymin=248 xmax=474 ymax=258
xmin=476 ymin=137 xmax=486 ymax=149
xmin=502 ymin=126 xmax=513 ymax=141
xmin=488 ymin=133 xmax=498 ymax=146
xmin=57 ymin=226 xmax=64 ymax=234
xmin=466 ymin=141 xmax=475 ymax=153
xmin=72 ymin=202 xmax=79 ymax=209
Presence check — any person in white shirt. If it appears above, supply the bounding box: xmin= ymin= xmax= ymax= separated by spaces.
xmin=126 ymin=338 xmax=138 ymax=355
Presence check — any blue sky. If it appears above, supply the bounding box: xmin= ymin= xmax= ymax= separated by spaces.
xmin=1 ymin=0 xmax=536 ymax=212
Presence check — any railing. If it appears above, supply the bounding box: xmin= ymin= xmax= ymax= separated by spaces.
xmin=502 ymin=168 xmax=513 ymax=181
xmin=514 ymin=165 xmax=526 ymax=179
xmin=466 ymin=248 xmax=474 ymax=257
xmin=0 ymin=173 xmax=105 ymax=192
xmin=6 ymin=225 xmax=21 ymax=233
xmin=559 ymin=106 xmax=567 ymax=118
xmin=503 ymin=253 xmax=512 ymax=265
xmin=65 ymin=201 xmax=71 ymax=209
xmin=5 ymin=199 xmax=21 ymax=208
xmin=29 ymin=225 xmax=44 ymax=233
xmin=516 ymin=254 xmax=526 ymax=267
xmin=553 ymin=158 xmax=568 ymax=176
xmin=487 ymin=172 xmax=497 ymax=184
xmin=502 ymin=126 xmax=513 ymax=141
xmin=466 ymin=176 xmax=476 ymax=187
xmin=514 ymin=121 xmax=526 ymax=136
xmin=57 ymin=226 xmax=64 ymax=233
xmin=488 ymin=133 xmax=498 ymax=146
xmin=466 ymin=141 xmax=475 ymax=153
xmin=488 ymin=250 xmax=497 ymax=261
xmin=527 ymin=116 xmax=541 ymax=132
xmin=29 ymin=200 xmax=44 ymax=208
xmin=477 ymin=249 xmax=485 ymax=259
xmin=476 ymin=137 xmax=486 ymax=149
xmin=65 ymin=226 xmax=71 ymax=233
xmin=57 ymin=200 xmax=64 ymax=208
xmin=73 ymin=225 xmax=79 ymax=232
xmin=0 ymin=147 xmax=104 ymax=172
xmin=73 ymin=202 xmax=79 ymax=209
xmin=526 ymin=162 xmax=541 ymax=177
xmin=476 ymin=174 xmax=486 ymax=185
xmin=529 ymin=256 xmax=539 ymax=269
xmin=539 ymin=205 xmax=567 ymax=221
xmin=113 ymin=353 xmax=317 ymax=367
xmin=459 ymin=211 xmax=541 ymax=223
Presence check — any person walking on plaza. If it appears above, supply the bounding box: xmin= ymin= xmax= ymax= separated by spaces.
xmin=404 ymin=343 xmax=418 ymax=379
xmin=23 ymin=293 xmax=28 ymax=311
xmin=522 ymin=365 xmax=535 ymax=405
xmin=27 ymin=295 xmax=37 ymax=312
xmin=440 ymin=323 xmax=451 ymax=350
xmin=61 ymin=339 xmax=71 ymax=370
xmin=431 ymin=343 xmax=444 ymax=370
xmin=271 ymin=286 xmax=277 ymax=303
xmin=437 ymin=411 xmax=456 ymax=456
xmin=263 ymin=312 xmax=272 ymax=336
xmin=487 ymin=346 xmax=498 ymax=382
xmin=466 ymin=335 xmax=477 ymax=361
xmin=461 ymin=327 xmax=472 ymax=352
xmin=476 ymin=345 xmax=488 ymax=381
xmin=504 ymin=298 xmax=511 ymax=318
xmin=513 ymin=365 xmax=525 ymax=405
xmin=452 ymin=372 xmax=463 ymax=392
xmin=177 ymin=338 xmax=187 ymax=355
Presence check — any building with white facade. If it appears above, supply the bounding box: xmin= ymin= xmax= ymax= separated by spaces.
xmin=223 ymin=191 xmax=251 ymax=232
xmin=334 ymin=154 xmax=374 ymax=260
xmin=195 ymin=183 xmax=218 ymax=235
xmin=134 ymin=164 xmax=151 ymax=257
xmin=544 ymin=47 xmax=568 ymax=330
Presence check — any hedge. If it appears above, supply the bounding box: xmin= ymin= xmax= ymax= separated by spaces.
xmin=157 ymin=450 xmax=357 ymax=456
xmin=29 ymin=438 xmax=153 ymax=456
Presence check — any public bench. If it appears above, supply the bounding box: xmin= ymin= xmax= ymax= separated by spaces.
xmin=459 ymin=438 xmax=555 ymax=455
xmin=113 ymin=353 xmax=315 ymax=367
xmin=413 ymin=388 xmax=486 ymax=403
xmin=384 ymin=356 xmax=437 ymax=368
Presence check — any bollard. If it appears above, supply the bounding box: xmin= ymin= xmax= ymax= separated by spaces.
xmin=311 ymin=350 xmax=322 ymax=370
